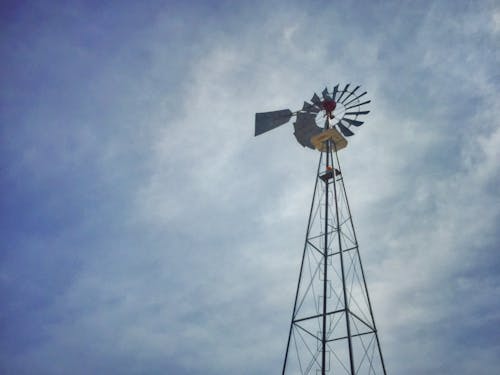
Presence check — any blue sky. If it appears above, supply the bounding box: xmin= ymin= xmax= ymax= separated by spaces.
xmin=1 ymin=1 xmax=499 ymax=374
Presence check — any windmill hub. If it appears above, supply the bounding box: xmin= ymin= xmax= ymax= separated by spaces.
xmin=317 ymin=101 xmax=347 ymax=127
xmin=322 ymin=99 xmax=337 ymax=118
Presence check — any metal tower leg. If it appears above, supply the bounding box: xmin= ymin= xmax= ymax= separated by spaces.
xmin=282 ymin=147 xmax=387 ymax=375
xmin=322 ymin=140 xmax=330 ymax=375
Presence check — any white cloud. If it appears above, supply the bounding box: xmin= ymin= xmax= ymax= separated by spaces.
xmin=2 ymin=2 xmax=499 ymax=374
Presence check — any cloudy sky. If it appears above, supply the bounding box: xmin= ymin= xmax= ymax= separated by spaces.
xmin=1 ymin=1 xmax=499 ymax=374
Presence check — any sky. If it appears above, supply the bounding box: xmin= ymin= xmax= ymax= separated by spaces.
xmin=0 ymin=0 xmax=499 ymax=374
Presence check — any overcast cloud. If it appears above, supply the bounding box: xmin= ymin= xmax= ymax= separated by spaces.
xmin=1 ymin=1 xmax=499 ymax=374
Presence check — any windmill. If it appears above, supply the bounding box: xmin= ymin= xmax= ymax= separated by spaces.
xmin=255 ymin=85 xmax=387 ymax=375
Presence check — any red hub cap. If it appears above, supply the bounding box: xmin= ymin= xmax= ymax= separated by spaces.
xmin=322 ymin=99 xmax=337 ymax=118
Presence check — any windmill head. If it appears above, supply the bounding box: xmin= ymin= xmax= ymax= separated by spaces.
xmin=254 ymin=84 xmax=370 ymax=151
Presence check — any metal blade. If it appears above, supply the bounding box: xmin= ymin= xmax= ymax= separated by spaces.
xmin=342 ymin=118 xmax=364 ymax=127
xmin=331 ymin=84 xmax=339 ymax=101
xmin=345 ymin=110 xmax=370 ymax=116
xmin=302 ymin=101 xmax=319 ymax=113
xmin=344 ymin=100 xmax=371 ymax=111
xmin=336 ymin=83 xmax=350 ymax=102
xmin=338 ymin=123 xmax=354 ymax=137
xmin=311 ymin=93 xmax=323 ymax=109
xmin=340 ymin=85 xmax=360 ymax=104
xmin=254 ymin=109 xmax=293 ymax=136
xmin=293 ymin=112 xmax=322 ymax=149
xmin=322 ymin=88 xmax=331 ymax=100
xmin=343 ymin=91 xmax=367 ymax=107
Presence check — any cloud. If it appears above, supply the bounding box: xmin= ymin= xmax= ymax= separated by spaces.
xmin=1 ymin=1 xmax=499 ymax=374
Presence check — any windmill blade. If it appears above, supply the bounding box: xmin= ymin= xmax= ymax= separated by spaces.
xmin=343 ymin=91 xmax=367 ymax=107
xmin=340 ymin=85 xmax=360 ymax=104
xmin=255 ymin=109 xmax=293 ymax=136
xmin=336 ymin=83 xmax=350 ymax=102
xmin=302 ymin=101 xmax=319 ymax=113
xmin=342 ymin=118 xmax=364 ymax=127
xmin=293 ymin=112 xmax=322 ymax=149
xmin=345 ymin=110 xmax=370 ymax=116
xmin=331 ymin=84 xmax=339 ymax=101
xmin=322 ymin=87 xmax=331 ymax=100
xmin=338 ymin=123 xmax=355 ymax=137
xmin=344 ymin=100 xmax=371 ymax=111
xmin=311 ymin=93 xmax=323 ymax=109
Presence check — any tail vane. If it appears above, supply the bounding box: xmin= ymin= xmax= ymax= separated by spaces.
xmin=255 ymin=109 xmax=293 ymax=136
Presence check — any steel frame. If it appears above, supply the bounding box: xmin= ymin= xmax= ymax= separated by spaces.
xmin=282 ymin=136 xmax=387 ymax=375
